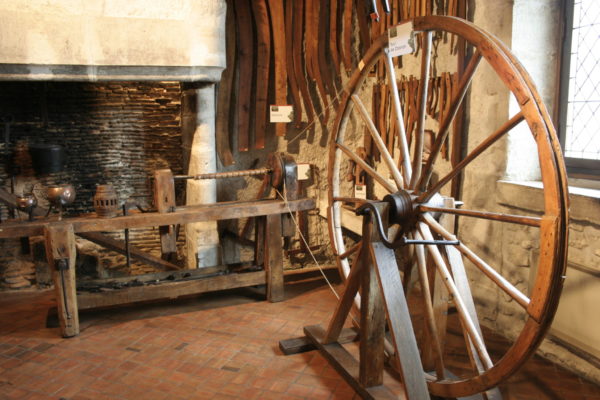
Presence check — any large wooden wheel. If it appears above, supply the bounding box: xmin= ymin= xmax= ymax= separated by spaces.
xmin=327 ymin=16 xmax=568 ymax=398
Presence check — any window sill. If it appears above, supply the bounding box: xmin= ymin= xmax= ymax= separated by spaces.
xmin=497 ymin=179 xmax=600 ymax=224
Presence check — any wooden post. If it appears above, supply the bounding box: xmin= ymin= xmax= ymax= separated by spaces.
xmin=359 ymin=245 xmax=385 ymax=387
xmin=359 ymin=210 xmax=385 ymax=387
xmin=45 ymin=224 xmax=79 ymax=337
xmin=264 ymin=213 xmax=284 ymax=302
xmin=254 ymin=216 xmax=266 ymax=266
xmin=153 ymin=169 xmax=178 ymax=261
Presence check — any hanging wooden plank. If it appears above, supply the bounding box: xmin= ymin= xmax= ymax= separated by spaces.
xmin=329 ymin=0 xmax=341 ymax=77
xmin=293 ymin=0 xmax=315 ymax=123
xmin=216 ymin=0 xmax=236 ymax=166
xmin=268 ymin=0 xmax=287 ymax=137
xmin=341 ymin=0 xmax=353 ymax=74
xmin=235 ymin=0 xmax=254 ymax=152
xmin=285 ymin=0 xmax=303 ymax=128
xmin=252 ymin=0 xmax=271 ymax=149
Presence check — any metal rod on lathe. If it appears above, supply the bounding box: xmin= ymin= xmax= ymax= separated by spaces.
xmin=174 ymin=168 xmax=272 ymax=181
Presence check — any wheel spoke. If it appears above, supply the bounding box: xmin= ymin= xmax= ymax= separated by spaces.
xmin=418 ymin=205 xmax=541 ymax=227
xmin=351 ymin=94 xmax=404 ymax=190
xmin=413 ymin=230 xmax=446 ymax=379
xmin=417 ymin=222 xmax=494 ymax=371
xmin=418 ymin=111 xmax=525 ymax=203
xmin=421 ymin=212 xmax=531 ymax=309
xmin=336 ymin=141 xmax=397 ymax=193
xmin=409 ymin=31 xmax=433 ymax=189
xmin=338 ymin=241 xmax=361 ymax=259
xmin=384 ymin=49 xmax=412 ymax=184
xmin=417 ymin=50 xmax=483 ymax=192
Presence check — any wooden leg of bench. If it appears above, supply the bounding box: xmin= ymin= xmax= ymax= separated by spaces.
xmin=265 ymin=214 xmax=284 ymax=302
xmin=45 ymin=224 xmax=79 ymax=338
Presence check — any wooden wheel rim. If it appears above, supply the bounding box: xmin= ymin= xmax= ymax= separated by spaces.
xmin=326 ymin=16 xmax=569 ymax=398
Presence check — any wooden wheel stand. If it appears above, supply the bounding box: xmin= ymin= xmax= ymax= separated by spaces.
xmin=0 ymin=155 xmax=314 ymax=338
xmin=281 ymin=203 xmax=430 ymax=399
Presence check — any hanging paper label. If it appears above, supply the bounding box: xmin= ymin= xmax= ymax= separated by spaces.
xmin=388 ymin=22 xmax=415 ymax=57
xmin=270 ymin=105 xmax=294 ymax=123
xmin=297 ymin=163 xmax=311 ymax=181
xmin=354 ymin=184 xmax=367 ymax=200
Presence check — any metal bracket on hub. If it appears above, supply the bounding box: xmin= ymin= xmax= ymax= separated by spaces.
xmin=55 ymin=258 xmax=69 ymax=271
xmin=356 ymin=199 xmax=460 ymax=249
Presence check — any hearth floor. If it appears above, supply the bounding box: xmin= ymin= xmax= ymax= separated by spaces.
xmin=0 ymin=278 xmax=598 ymax=400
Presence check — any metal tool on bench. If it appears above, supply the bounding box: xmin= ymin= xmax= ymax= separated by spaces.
xmin=46 ymin=184 xmax=76 ymax=220
xmin=15 ymin=192 xmax=37 ymax=221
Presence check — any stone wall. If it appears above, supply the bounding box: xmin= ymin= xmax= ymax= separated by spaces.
xmin=459 ymin=0 xmax=600 ymax=384
xmin=0 ymin=81 xmax=184 ymax=289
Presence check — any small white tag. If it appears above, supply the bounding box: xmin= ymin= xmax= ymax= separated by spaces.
xmin=388 ymin=22 xmax=415 ymax=57
xmin=270 ymin=105 xmax=293 ymax=123
xmin=354 ymin=184 xmax=367 ymax=200
xmin=297 ymin=163 xmax=311 ymax=181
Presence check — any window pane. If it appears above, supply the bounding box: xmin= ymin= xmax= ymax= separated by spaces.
xmin=565 ymin=0 xmax=600 ymax=160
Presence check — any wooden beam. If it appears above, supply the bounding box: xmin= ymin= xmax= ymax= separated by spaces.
xmin=0 ymin=188 xmax=181 ymax=270
xmin=76 ymin=265 xmax=228 ymax=289
xmin=0 ymin=198 xmax=315 ymax=238
xmin=77 ymin=270 xmax=267 ymax=310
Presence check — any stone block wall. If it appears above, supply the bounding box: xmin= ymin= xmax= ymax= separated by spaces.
xmin=0 ymin=81 xmax=184 ymax=289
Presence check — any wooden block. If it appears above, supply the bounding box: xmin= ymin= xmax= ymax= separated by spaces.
xmin=279 ymin=327 xmax=360 ymax=355
xmin=44 ymin=224 xmax=79 ymax=338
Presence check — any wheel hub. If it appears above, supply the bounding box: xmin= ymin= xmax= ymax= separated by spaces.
xmin=384 ymin=190 xmax=417 ymax=227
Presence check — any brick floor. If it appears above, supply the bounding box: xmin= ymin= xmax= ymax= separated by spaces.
xmin=0 ymin=278 xmax=598 ymax=399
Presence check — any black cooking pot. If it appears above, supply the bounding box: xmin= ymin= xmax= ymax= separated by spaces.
xmin=28 ymin=144 xmax=66 ymax=174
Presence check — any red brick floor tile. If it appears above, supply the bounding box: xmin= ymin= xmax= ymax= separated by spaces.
xmin=0 ymin=283 xmax=597 ymax=400
xmin=286 ymin=382 xmax=315 ymax=398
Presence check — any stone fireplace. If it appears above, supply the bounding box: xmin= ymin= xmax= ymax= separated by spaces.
xmin=0 ymin=0 xmax=226 ymax=289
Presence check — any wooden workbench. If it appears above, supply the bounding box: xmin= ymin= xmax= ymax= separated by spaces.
xmin=0 ymin=197 xmax=315 ymax=337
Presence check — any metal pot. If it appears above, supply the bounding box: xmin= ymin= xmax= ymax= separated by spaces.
xmin=46 ymin=184 xmax=76 ymax=207
xmin=28 ymin=144 xmax=66 ymax=174
xmin=16 ymin=193 xmax=38 ymax=213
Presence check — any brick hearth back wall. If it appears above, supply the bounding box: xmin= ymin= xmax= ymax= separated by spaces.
xmin=0 ymin=81 xmax=185 ymax=289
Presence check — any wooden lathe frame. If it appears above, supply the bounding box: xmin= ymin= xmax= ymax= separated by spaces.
xmin=0 ymin=197 xmax=315 ymax=337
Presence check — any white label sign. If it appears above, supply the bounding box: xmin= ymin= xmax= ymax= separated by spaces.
xmin=388 ymin=22 xmax=415 ymax=57
xmin=354 ymin=184 xmax=367 ymax=200
xmin=270 ymin=105 xmax=294 ymax=123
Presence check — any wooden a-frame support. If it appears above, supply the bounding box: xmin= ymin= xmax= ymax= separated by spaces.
xmin=281 ymin=203 xmax=430 ymax=399
xmin=279 ymin=200 xmax=503 ymax=399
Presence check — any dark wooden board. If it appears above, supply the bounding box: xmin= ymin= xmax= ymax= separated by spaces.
xmin=77 ymin=270 xmax=267 ymax=310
